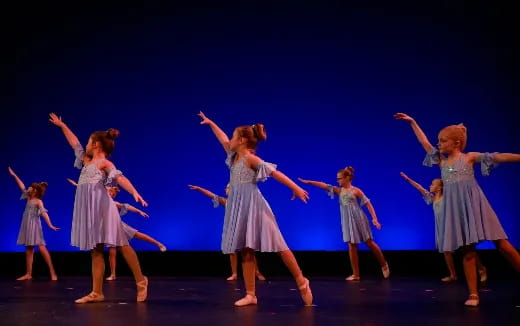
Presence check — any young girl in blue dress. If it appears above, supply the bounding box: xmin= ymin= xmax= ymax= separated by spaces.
xmin=50 ymin=113 xmax=148 ymax=303
xmin=395 ymin=112 xmax=520 ymax=306
xmin=298 ymin=167 xmax=389 ymax=281
xmin=8 ymin=167 xmax=59 ymax=281
xmin=198 ymin=111 xmax=312 ymax=307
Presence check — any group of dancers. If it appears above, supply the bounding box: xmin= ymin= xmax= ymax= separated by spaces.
xmin=8 ymin=112 xmax=520 ymax=307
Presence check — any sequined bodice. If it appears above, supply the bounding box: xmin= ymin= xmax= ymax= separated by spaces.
xmin=78 ymin=159 xmax=106 ymax=185
xmin=441 ymin=155 xmax=475 ymax=184
xmin=229 ymin=156 xmax=257 ymax=186
xmin=339 ymin=189 xmax=358 ymax=206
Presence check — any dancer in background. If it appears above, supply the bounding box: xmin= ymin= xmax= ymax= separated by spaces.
xmin=189 ymin=183 xmax=266 ymax=281
xmin=8 ymin=167 xmax=59 ymax=281
xmin=400 ymin=172 xmax=487 ymax=283
xmin=298 ymin=166 xmax=389 ymax=281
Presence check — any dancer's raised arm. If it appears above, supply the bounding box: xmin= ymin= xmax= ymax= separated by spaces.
xmin=198 ymin=111 xmax=231 ymax=153
xmin=394 ymin=113 xmax=434 ymax=153
xmin=8 ymin=167 xmax=25 ymax=192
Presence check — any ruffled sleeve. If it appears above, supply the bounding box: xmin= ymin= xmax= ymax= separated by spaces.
xmin=422 ymin=193 xmax=433 ymax=205
xmin=360 ymin=195 xmax=370 ymax=206
xmin=212 ymin=195 xmax=221 ymax=208
xmin=225 ymin=152 xmax=236 ymax=168
xmin=255 ymin=160 xmax=278 ymax=182
xmin=37 ymin=206 xmax=48 ymax=216
xmin=119 ymin=203 xmax=129 ymax=216
xmin=327 ymin=184 xmax=335 ymax=199
xmin=423 ymin=148 xmax=441 ymax=167
xmin=20 ymin=190 xmax=28 ymax=200
xmin=479 ymin=152 xmax=499 ymax=176
xmin=73 ymin=143 xmax=85 ymax=169
xmin=105 ymin=167 xmax=123 ymax=186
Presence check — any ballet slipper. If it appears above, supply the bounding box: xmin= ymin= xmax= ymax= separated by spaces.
xmin=441 ymin=275 xmax=457 ymax=282
xmin=345 ymin=275 xmax=360 ymax=281
xmin=298 ymin=278 xmax=313 ymax=306
xmin=234 ymin=294 xmax=257 ymax=307
xmin=256 ymin=272 xmax=266 ymax=281
xmin=381 ymin=263 xmax=390 ymax=279
xmin=226 ymin=274 xmax=237 ymax=281
xmin=16 ymin=275 xmax=32 ymax=281
xmin=464 ymin=294 xmax=479 ymax=307
xmin=75 ymin=292 xmax=105 ymax=304
xmin=136 ymin=276 xmax=148 ymax=302
xmin=478 ymin=267 xmax=487 ymax=283
xmin=159 ymin=244 xmax=167 ymax=252
xmin=105 ymin=275 xmax=116 ymax=281
xmin=50 ymin=275 xmax=58 ymax=281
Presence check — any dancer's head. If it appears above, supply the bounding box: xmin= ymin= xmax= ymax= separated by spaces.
xmin=229 ymin=124 xmax=266 ymax=152
xmin=336 ymin=166 xmax=354 ymax=187
xmin=107 ymin=186 xmax=121 ymax=199
xmin=28 ymin=182 xmax=48 ymax=199
xmin=437 ymin=124 xmax=467 ymax=154
xmin=429 ymin=178 xmax=443 ymax=194
xmin=86 ymin=128 xmax=120 ymax=157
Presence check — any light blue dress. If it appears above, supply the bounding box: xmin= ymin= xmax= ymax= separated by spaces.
xmin=17 ymin=191 xmax=47 ymax=246
xmin=424 ymin=150 xmax=507 ymax=251
xmin=221 ymin=152 xmax=289 ymax=254
xmin=118 ymin=203 xmax=138 ymax=240
xmin=328 ymin=186 xmax=373 ymax=243
xmin=71 ymin=144 xmax=130 ymax=250
xmin=422 ymin=194 xmax=446 ymax=252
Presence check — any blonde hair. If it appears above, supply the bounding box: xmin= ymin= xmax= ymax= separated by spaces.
xmin=439 ymin=123 xmax=467 ymax=151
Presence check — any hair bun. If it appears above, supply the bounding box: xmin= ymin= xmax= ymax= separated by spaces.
xmin=251 ymin=123 xmax=267 ymax=141
xmin=106 ymin=128 xmax=120 ymax=140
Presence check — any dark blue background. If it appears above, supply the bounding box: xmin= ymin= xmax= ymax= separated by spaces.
xmin=3 ymin=1 xmax=519 ymax=252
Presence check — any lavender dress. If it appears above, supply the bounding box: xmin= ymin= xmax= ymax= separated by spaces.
xmin=118 ymin=203 xmax=138 ymax=240
xmin=424 ymin=150 xmax=507 ymax=251
xmin=16 ymin=191 xmax=47 ymax=246
xmin=71 ymin=144 xmax=130 ymax=250
xmin=328 ymin=186 xmax=373 ymax=243
xmin=221 ymin=152 xmax=289 ymax=254
xmin=422 ymin=194 xmax=446 ymax=252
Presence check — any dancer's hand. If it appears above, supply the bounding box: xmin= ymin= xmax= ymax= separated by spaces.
xmin=139 ymin=211 xmax=150 ymax=218
xmin=393 ymin=113 xmax=414 ymax=123
xmin=8 ymin=166 xmax=15 ymax=176
xmin=372 ymin=219 xmax=381 ymax=230
xmin=297 ymin=177 xmax=311 ymax=184
xmin=188 ymin=184 xmax=201 ymax=190
xmin=291 ymin=187 xmax=310 ymax=203
xmin=133 ymin=192 xmax=148 ymax=207
xmin=198 ymin=111 xmax=212 ymax=125
xmin=49 ymin=113 xmax=66 ymax=128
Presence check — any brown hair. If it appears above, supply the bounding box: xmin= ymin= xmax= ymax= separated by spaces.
xmin=338 ymin=166 xmax=355 ymax=180
xmin=439 ymin=124 xmax=467 ymax=151
xmin=235 ymin=123 xmax=267 ymax=149
xmin=30 ymin=182 xmax=48 ymax=199
xmin=90 ymin=128 xmax=120 ymax=156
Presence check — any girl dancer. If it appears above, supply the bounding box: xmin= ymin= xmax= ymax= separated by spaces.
xmin=188 ymin=184 xmax=266 ymax=281
xmin=298 ymin=167 xmax=389 ymax=281
xmin=67 ymin=179 xmax=166 ymax=280
xmin=400 ymin=172 xmax=487 ymax=283
xmin=49 ymin=113 xmax=148 ymax=303
xmin=198 ymin=111 xmax=312 ymax=307
xmin=395 ymin=112 xmax=520 ymax=306
xmin=8 ymin=167 xmax=59 ymax=281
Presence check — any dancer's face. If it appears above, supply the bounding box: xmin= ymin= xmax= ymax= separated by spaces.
xmin=229 ymin=129 xmax=246 ymax=152
xmin=437 ymin=132 xmax=459 ymax=154
xmin=429 ymin=179 xmax=442 ymax=193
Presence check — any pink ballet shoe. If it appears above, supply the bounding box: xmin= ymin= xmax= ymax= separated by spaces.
xmin=234 ymin=294 xmax=257 ymax=307
xmin=478 ymin=267 xmax=487 ymax=283
xmin=298 ymin=278 xmax=313 ymax=306
xmin=345 ymin=275 xmax=360 ymax=281
xmin=50 ymin=275 xmax=58 ymax=281
xmin=16 ymin=275 xmax=32 ymax=281
xmin=441 ymin=275 xmax=457 ymax=283
xmin=159 ymin=244 xmax=167 ymax=252
xmin=226 ymin=274 xmax=237 ymax=281
xmin=136 ymin=276 xmax=148 ymax=302
xmin=256 ymin=273 xmax=266 ymax=281
xmin=75 ymin=292 xmax=105 ymax=304
xmin=464 ymin=294 xmax=479 ymax=307
xmin=381 ymin=263 xmax=390 ymax=279
xmin=105 ymin=275 xmax=116 ymax=281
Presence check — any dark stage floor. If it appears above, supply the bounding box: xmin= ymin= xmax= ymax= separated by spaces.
xmin=0 ymin=276 xmax=519 ymax=326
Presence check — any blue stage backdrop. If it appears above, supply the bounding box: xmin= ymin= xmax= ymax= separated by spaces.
xmin=3 ymin=1 xmax=519 ymax=252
